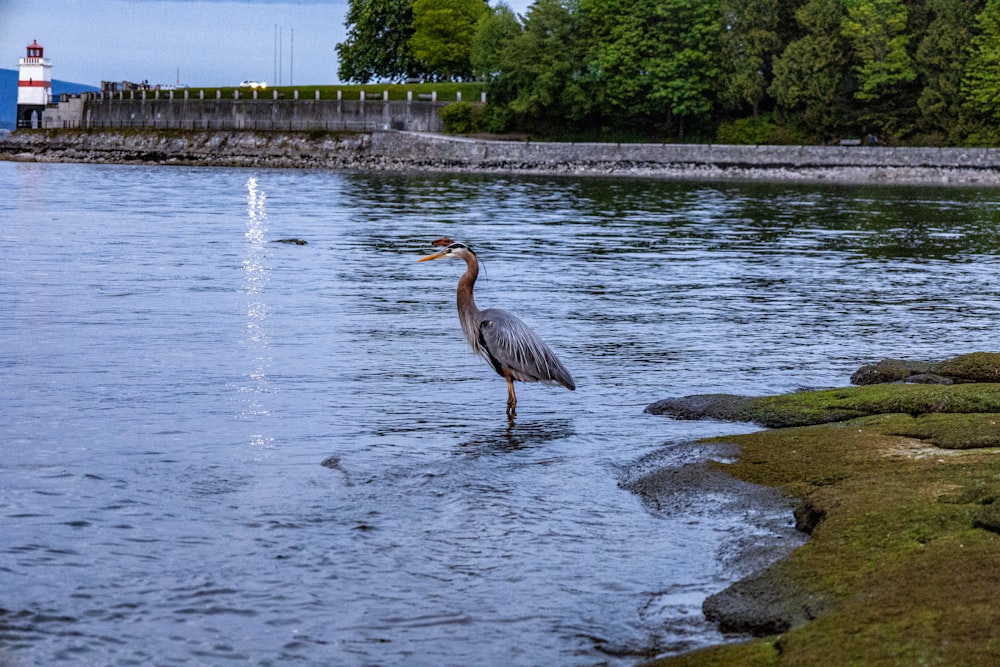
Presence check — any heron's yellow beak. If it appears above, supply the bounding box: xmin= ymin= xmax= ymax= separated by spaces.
xmin=417 ymin=251 xmax=447 ymax=262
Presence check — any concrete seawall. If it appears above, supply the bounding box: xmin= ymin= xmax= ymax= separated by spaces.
xmin=42 ymin=93 xmax=451 ymax=133
xmin=4 ymin=129 xmax=1000 ymax=185
xmin=76 ymin=99 xmax=447 ymax=133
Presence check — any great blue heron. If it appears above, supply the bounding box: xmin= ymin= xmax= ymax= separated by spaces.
xmin=418 ymin=240 xmax=575 ymax=418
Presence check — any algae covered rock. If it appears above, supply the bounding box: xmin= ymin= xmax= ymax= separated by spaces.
xmin=871 ymin=412 xmax=1000 ymax=449
xmin=646 ymin=383 xmax=1000 ymax=428
xmin=851 ymin=351 xmax=1000 ymax=385
xmin=646 ymin=354 xmax=1000 ymax=667
xmin=649 ymin=410 xmax=1000 ymax=667
xmin=973 ymin=504 xmax=1000 ymax=534
xmin=931 ymin=352 xmax=1000 ymax=383
xmin=849 ymin=358 xmax=931 ymax=385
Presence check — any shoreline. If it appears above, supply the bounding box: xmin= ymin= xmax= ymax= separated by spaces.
xmin=646 ymin=353 xmax=1000 ymax=665
xmin=4 ymin=129 xmax=1000 ymax=186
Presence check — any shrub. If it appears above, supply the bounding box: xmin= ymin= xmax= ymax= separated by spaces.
xmin=306 ymin=127 xmax=328 ymax=141
xmin=440 ymin=101 xmax=484 ymax=134
xmin=716 ymin=114 xmax=809 ymax=145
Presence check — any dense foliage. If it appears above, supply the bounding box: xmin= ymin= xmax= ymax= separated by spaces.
xmin=339 ymin=0 xmax=1000 ymax=144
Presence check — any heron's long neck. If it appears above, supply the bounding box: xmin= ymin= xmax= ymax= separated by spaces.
xmin=457 ymin=253 xmax=482 ymax=350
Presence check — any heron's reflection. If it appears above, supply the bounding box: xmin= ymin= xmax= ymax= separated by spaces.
xmin=458 ymin=417 xmax=574 ymax=454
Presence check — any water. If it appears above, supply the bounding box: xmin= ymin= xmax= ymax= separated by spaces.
xmin=1 ymin=161 xmax=998 ymax=666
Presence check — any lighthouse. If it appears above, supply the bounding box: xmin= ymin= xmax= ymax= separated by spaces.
xmin=17 ymin=40 xmax=52 ymax=128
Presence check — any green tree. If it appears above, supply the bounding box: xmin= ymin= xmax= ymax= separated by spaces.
xmin=493 ymin=0 xmax=594 ymax=129
xmin=915 ymin=0 xmax=982 ymax=141
xmin=770 ymin=0 xmax=854 ymax=140
xmin=336 ymin=0 xmax=416 ymax=83
xmin=841 ymin=0 xmax=917 ymax=136
xmin=410 ymin=0 xmax=489 ymax=80
xmin=471 ymin=2 xmax=522 ymax=81
xmin=586 ymin=0 xmax=720 ymax=138
xmin=963 ymin=0 xmax=1000 ymax=122
xmin=717 ymin=0 xmax=785 ymax=118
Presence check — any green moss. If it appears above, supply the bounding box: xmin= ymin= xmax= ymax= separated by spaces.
xmin=931 ymin=352 xmax=1000 ymax=383
xmin=643 ymin=639 xmax=779 ymax=666
xmin=745 ymin=383 xmax=1000 ymax=428
xmin=649 ymin=386 xmax=1000 ymax=666
xmin=867 ymin=413 xmax=1000 ymax=449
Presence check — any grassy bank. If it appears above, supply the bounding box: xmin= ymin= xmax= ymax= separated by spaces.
xmin=648 ymin=367 xmax=1000 ymax=665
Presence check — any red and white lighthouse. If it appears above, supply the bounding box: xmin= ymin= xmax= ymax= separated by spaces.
xmin=17 ymin=40 xmax=52 ymax=128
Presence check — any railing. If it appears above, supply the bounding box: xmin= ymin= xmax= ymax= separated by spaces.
xmin=79 ymin=117 xmax=402 ymax=131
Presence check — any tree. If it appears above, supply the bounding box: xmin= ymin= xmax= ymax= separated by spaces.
xmin=585 ymin=0 xmax=720 ymax=138
xmin=471 ymin=3 xmax=522 ymax=81
xmin=410 ymin=0 xmax=489 ymax=80
xmin=336 ymin=0 xmax=416 ymax=82
xmin=717 ymin=0 xmax=785 ymax=118
xmin=841 ymin=0 xmax=917 ymax=136
xmin=493 ymin=0 xmax=595 ymax=129
xmin=963 ymin=0 xmax=1000 ymax=122
xmin=915 ymin=0 xmax=982 ymax=141
xmin=770 ymin=0 xmax=855 ymax=140
xmin=651 ymin=0 xmax=722 ymax=138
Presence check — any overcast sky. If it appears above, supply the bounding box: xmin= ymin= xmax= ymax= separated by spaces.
xmin=1 ymin=0 xmax=533 ymax=87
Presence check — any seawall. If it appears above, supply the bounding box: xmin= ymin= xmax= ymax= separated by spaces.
xmin=4 ymin=129 xmax=1000 ymax=185
xmin=71 ymin=98 xmax=447 ymax=133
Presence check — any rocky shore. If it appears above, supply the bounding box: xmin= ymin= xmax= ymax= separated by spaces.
xmin=5 ymin=129 xmax=1000 ymax=185
xmin=645 ymin=352 xmax=1000 ymax=665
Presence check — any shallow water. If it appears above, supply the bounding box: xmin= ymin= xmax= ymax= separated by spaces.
xmin=1 ymin=161 xmax=998 ymax=665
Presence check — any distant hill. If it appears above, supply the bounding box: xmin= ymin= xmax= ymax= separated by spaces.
xmin=0 ymin=69 xmax=99 ymax=130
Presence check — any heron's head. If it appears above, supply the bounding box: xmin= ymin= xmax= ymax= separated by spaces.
xmin=417 ymin=241 xmax=475 ymax=263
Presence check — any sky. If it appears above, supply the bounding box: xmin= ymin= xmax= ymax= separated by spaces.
xmin=1 ymin=0 xmax=533 ymax=87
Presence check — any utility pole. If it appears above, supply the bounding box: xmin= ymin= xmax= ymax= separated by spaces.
xmin=290 ymin=28 xmax=294 ymax=86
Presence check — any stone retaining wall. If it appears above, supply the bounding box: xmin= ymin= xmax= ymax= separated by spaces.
xmin=4 ymin=129 xmax=1000 ymax=185
xmin=371 ymin=132 xmax=1000 ymax=179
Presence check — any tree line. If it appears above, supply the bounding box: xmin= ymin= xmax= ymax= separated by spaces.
xmin=337 ymin=0 xmax=1000 ymax=145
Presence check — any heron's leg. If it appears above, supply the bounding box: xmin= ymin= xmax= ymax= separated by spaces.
xmin=505 ymin=373 xmax=517 ymax=418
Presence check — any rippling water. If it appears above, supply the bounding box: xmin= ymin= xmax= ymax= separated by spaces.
xmin=1 ymin=161 xmax=998 ymax=665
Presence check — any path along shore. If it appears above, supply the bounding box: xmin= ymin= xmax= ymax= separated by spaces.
xmin=4 ymin=129 xmax=1000 ymax=186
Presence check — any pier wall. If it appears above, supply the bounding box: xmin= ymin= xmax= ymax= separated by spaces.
xmin=41 ymin=95 xmax=447 ymax=132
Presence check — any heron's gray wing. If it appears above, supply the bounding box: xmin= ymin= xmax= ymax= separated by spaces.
xmin=478 ymin=309 xmax=575 ymax=390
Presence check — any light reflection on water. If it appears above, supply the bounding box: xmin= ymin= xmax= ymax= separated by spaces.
xmin=0 ymin=162 xmax=998 ymax=665
xmin=239 ymin=176 xmax=274 ymax=448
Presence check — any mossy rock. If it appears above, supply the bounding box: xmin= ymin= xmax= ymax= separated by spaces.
xmin=850 ymin=358 xmax=931 ymax=385
xmin=648 ymin=403 xmax=1000 ymax=666
xmin=931 ymin=352 xmax=1000 ymax=383
xmin=868 ymin=413 xmax=1000 ymax=449
xmin=973 ymin=503 xmax=1000 ymax=534
xmin=850 ymin=351 xmax=1000 ymax=385
xmin=642 ymin=639 xmax=780 ymax=667
xmin=647 ymin=384 xmax=1000 ymax=429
